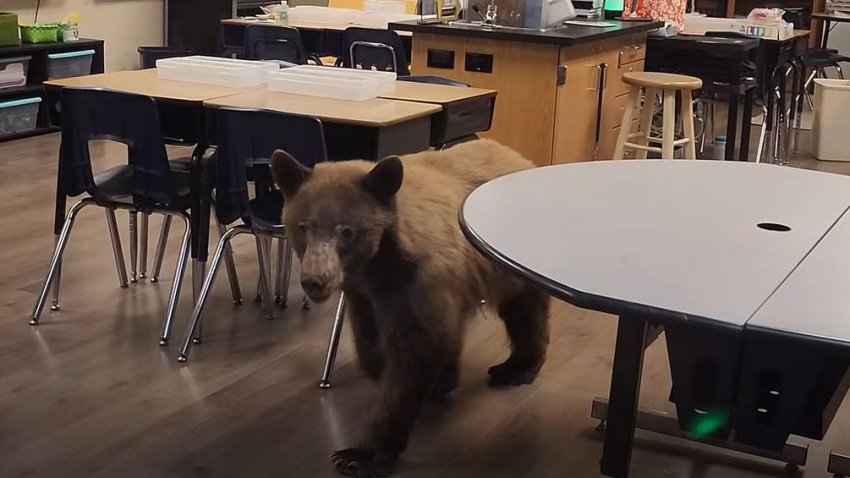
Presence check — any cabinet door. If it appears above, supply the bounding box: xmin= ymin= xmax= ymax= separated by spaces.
xmin=551 ymin=44 xmax=608 ymax=165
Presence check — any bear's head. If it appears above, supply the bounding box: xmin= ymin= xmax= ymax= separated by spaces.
xmin=271 ymin=150 xmax=403 ymax=302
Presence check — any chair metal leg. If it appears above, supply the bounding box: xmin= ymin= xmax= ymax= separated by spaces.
xmin=275 ymin=237 xmax=285 ymax=306
xmin=191 ymin=260 xmax=207 ymax=344
xmin=139 ymin=213 xmax=149 ymax=279
xmin=159 ymin=213 xmax=191 ymax=346
xmin=255 ymin=235 xmax=276 ymax=319
xmin=282 ymin=239 xmax=293 ymax=306
xmin=150 ymin=215 xmax=171 ymax=283
xmin=50 ymin=236 xmax=62 ymax=311
xmin=804 ymin=69 xmax=818 ymax=111
xmin=319 ymin=293 xmax=347 ymax=389
xmin=755 ymin=105 xmax=769 ymax=164
xmin=105 ymin=208 xmax=129 ymax=289
xmin=215 ymin=214 xmax=242 ymax=305
xmin=836 ymin=64 xmax=845 ymax=79
xmin=177 ymin=226 xmax=250 ymax=362
xmin=30 ymin=199 xmax=95 ymax=325
xmin=129 ymin=211 xmax=138 ymax=283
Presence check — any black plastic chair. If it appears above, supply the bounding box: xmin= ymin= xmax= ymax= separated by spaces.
xmin=137 ymin=46 xmax=194 ymax=69
xmin=177 ymin=108 xmax=340 ymax=363
xmin=244 ymin=24 xmax=321 ymax=65
xmin=341 ymin=27 xmax=411 ymax=75
xmin=30 ymin=88 xmax=196 ymax=345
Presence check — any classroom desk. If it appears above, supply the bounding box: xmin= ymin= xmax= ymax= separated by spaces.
xmin=378 ymin=82 xmax=497 ymax=147
xmin=220 ymin=17 xmax=412 ymax=59
xmin=811 ymin=13 xmax=850 ymax=50
xmin=203 ymin=89 xmax=440 ymax=159
xmin=459 ymin=160 xmax=850 ymax=477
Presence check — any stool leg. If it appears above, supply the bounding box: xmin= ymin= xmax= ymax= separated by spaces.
xmin=662 ymin=89 xmax=676 ymax=159
xmin=636 ymin=88 xmax=656 ymax=160
xmin=682 ymin=90 xmax=697 ymax=160
xmin=613 ymin=86 xmax=640 ymax=160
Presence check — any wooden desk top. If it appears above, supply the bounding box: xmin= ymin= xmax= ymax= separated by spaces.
xmin=811 ymin=12 xmax=850 ymax=23
xmin=378 ymin=82 xmax=496 ymax=104
xmin=221 ymin=17 xmax=413 ymax=36
xmin=461 ymin=160 xmax=850 ymax=328
xmin=204 ymin=89 xmax=441 ymax=127
xmin=45 ymin=69 xmax=258 ymax=103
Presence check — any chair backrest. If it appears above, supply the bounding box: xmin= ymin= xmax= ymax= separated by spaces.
xmin=705 ymin=31 xmax=766 ymax=98
xmin=245 ymin=24 xmax=308 ymax=64
xmin=342 ymin=27 xmax=411 ymax=75
xmin=215 ymin=108 xmax=328 ymax=225
xmin=59 ymin=88 xmax=176 ymax=207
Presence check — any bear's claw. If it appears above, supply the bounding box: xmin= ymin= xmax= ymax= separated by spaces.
xmin=487 ymin=361 xmax=540 ymax=387
xmin=331 ymin=448 xmax=393 ymax=478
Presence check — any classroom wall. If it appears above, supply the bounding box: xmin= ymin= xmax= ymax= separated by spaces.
xmin=4 ymin=0 xmax=164 ymax=71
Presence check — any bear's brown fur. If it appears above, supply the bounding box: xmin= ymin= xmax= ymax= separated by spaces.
xmin=271 ymin=139 xmax=550 ymax=478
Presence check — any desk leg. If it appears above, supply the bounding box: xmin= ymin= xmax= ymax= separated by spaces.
xmin=600 ymin=317 xmax=650 ymax=478
xmin=725 ymin=97 xmax=739 ymax=161
xmin=823 ymin=20 xmax=832 ymax=50
xmin=740 ymin=89 xmax=754 ymax=162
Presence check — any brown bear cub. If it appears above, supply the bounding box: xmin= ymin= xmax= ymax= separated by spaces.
xmin=270 ymin=139 xmax=550 ymax=478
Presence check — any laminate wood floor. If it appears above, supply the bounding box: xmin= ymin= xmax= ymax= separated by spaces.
xmin=1 ymin=132 xmax=849 ymax=478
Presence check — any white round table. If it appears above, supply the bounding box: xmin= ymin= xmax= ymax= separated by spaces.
xmin=460 ymin=160 xmax=850 ymax=478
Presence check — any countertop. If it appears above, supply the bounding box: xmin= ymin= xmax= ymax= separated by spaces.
xmin=389 ymin=19 xmax=663 ymax=46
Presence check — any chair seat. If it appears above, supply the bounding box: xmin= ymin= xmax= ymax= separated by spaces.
xmin=246 ymin=193 xmax=285 ymax=233
xmin=93 ymin=158 xmax=193 ymax=210
xmin=804 ymin=54 xmax=850 ymax=68
xmin=623 ymin=72 xmax=703 ymax=90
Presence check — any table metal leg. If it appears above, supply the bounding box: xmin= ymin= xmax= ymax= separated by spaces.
xmin=725 ymin=97 xmax=739 ymax=161
xmin=600 ymin=316 xmax=651 ymax=478
xmin=740 ymin=89 xmax=754 ymax=162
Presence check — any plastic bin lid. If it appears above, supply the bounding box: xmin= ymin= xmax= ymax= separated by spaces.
xmin=47 ymin=49 xmax=96 ymax=60
xmin=0 ymin=56 xmax=32 ymax=63
xmin=0 ymin=97 xmax=42 ymax=109
xmin=813 ymin=79 xmax=850 ymax=89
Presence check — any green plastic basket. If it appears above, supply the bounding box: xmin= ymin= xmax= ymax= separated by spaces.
xmin=20 ymin=23 xmax=60 ymax=44
xmin=0 ymin=12 xmax=20 ymax=47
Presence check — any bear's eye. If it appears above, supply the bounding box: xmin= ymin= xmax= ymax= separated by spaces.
xmin=298 ymin=221 xmax=308 ymax=234
xmin=337 ymin=225 xmax=356 ymax=244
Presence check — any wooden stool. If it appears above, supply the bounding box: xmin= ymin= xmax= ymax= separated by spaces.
xmin=613 ymin=72 xmax=703 ymax=160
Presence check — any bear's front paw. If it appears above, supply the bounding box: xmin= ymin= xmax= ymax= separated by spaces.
xmin=487 ymin=360 xmax=541 ymax=387
xmin=331 ymin=447 xmax=394 ymax=478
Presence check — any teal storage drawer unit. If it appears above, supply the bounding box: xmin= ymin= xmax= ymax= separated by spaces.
xmin=0 ymin=96 xmax=41 ymax=136
xmin=47 ymin=49 xmax=95 ymax=80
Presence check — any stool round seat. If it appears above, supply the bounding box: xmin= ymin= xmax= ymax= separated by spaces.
xmin=622 ymin=72 xmax=703 ymax=90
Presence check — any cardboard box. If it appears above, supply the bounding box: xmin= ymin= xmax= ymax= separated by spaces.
xmin=0 ymin=13 xmax=20 ymax=47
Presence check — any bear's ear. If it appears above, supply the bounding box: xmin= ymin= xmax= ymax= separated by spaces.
xmin=271 ymin=149 xmax=311 ymax=199
xmin=362 ymin=155 xmax=403 ymax=204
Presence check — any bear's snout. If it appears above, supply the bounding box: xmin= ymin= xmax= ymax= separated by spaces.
xmin=301 ymin=276 xmax=330 ymax=301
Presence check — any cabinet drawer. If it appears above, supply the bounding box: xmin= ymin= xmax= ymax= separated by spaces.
xmin=610 ymin=59 xmax=644 ymax=98
xmin=618 ymin=43 xmax=646 ymax=67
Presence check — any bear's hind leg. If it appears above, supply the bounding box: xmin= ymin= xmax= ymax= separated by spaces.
xmin=348 ymin=294 xmax=384 ymax=380
xmin=489 ymin=285 xmax=550 ymax=387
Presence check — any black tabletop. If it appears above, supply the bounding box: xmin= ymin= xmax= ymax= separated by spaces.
xmin=389 ymin=19 xmax=664 ymax=46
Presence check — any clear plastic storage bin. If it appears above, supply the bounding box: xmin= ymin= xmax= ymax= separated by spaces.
xmin=0 ymin=97 xmax=41 ymax=135
xmin=267 ymin=66 xmax=395 ymax=101
xmin=812 ymin=79 xmax=850 ymax=161
xmin=156 ymin=56 xmax=279 ymax=87
xmin=47 ymin=49 xmax=95 ymax=80
xmin=0 ymin=56 xmax=31 ymax=89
